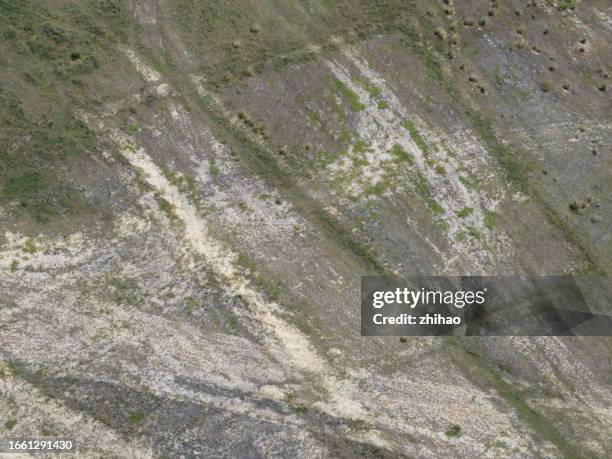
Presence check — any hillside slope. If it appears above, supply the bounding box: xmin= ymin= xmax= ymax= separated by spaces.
xmin=1 ymin=1 xmax=611 ymax=457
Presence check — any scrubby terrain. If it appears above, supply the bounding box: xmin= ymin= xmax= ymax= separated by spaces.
xmin=1 ymin=0 xmax=611 ymax=457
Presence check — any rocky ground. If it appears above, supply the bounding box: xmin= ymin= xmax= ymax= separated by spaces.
xmin=1 ymin=1 xmax=611 ymax=457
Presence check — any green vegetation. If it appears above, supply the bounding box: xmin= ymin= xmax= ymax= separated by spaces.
xmin=236 ymin=252 xmax=285 ymax=301
xmin=7 ymin=362 xmax=20 ymax=377
xmin=314 ymin=208 xmax=386 ymax=274
xmin=23 ymin=238 xmax=37 ymax=254
xmin=157 ymin=196 xmax=178 ymax=221
xmin=10 ymin=260 xmax=18 ymax=272
xmin=463 ymin=107 xmax=602 ymax=273
xmin=558 ymin=0 xmax=577 ymax=11
xmin=4 ymin=419 xmax=17 ymax=430
xmin=128 ymin=412 xmax=143 ymax=424
xmin=454 ymin=345 xmax=582 ymax=459
xmin=332 ymin=78 xmax=365 ymax=111
xmin=358 ymin=79 xmax=382 ymax=99
xmin=306 ymin=109 xmax=320 ymax=124
xmin=0 ymin=0 xmax=127 ymax=226
xmin=339 ymin=130 xmax=357 ymax=143
xmin=185 ymin=296 xmax=197 ymax=313
xmin=427 ymin=199 xmax=444 ymax=214
xmin=363 ymin=181 xmax=389 ymax=197
xmin=492 ymin=440 xmax=508 ymax=450
xmin=109 ymin=277 xmax=140 ymax=306
xmin=208 ymin=158 xmax=219 ymax=176
xmin=329 ymin=92 xmax=346 ymax=122
xmin=353 ymin=139 xmax=370 ymax=153
xmin=484 ymin=210 xmax=497 ymax=230
xmin=390 ymin=144 xmax=413 ymax=164
xmin=403 ymin=120 xmax=429 ymax=156
xmin=160 ymin=165 xmax=201 ymax=205
xmin=457 ymin=207 xmax=473 ymax=218
xmin=355 ymin=77 xmax=389 ymax=110
xmin=445 ymin=423 xmax=462 ymax=437
xmin=468 ymin=226 xmax=481 ymax=239
xmin=236 ymin=252 xmax=257 ymax=272
xmin=413 ymin=171 xmax=429 ymax=197
xmin=466 ymin=111 xmax=528 ymax=193
xmin=434 ymin=164 xmax=446 ymax=176
xmin=459 ymin=175 xmax=480 ymax=190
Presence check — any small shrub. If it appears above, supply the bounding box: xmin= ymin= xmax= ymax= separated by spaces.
xmin=128 ymin=412 xmax=143 ymax=424
xmin=10 ymin=260 xmax=18 ymax=272
xmin=4 ymin=419 xmax=17 ymax=430
xmin=434 ymin=28 xmax=448 ymax=41
xmin=445 ymin=423 xmax=462 ymax=437
xmin=185 ymin=296 xmax=197 ymax=313
xmin=294 ymin=405 xmax=308 ymax=414
xmin=558 ymin=0 xmax=577 ymax=11
xmin=23 ymin=238 xmax=37 ymax=254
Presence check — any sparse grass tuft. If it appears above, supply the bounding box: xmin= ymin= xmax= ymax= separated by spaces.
xmin=156 ymin=196 xmax=179 ymax=221
xmin=468 ymin=226 xmax=481 ymax=239
xmin=390 ymin=144 xmax=413 ymax=164
xmin=209 ymin=158 xmax=219 ymax=176
xmin=558 ymin=0 xmax=577 ymax=11
xmin=4 ymin=419 xmax=17 ymax=430
xmin=457 ymin=207 xmax=473 ymax=218
xmin=403 ymin=120 xmax=429 ymax=156
xmin=427 ymin=199 xmax=444 ymax=214
xmin=353 ymin=139 xmax=370 ymax=153
xmin=484 ymin=210 xmax=497 ymax=230
xmin=23 ymin=238 xmax=38 ymax=254
xmin=435 ymin=164 xmax=447 ymax=176
xmin=445 ymin=423 xmax=462 ymax=437
xmin=307 ymin=109 xmax=320 ymax=124
xmin=128 ymin=412 xmax=143 ymax=424
xmin=332 ymin=78 xmax=365 ymax=111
